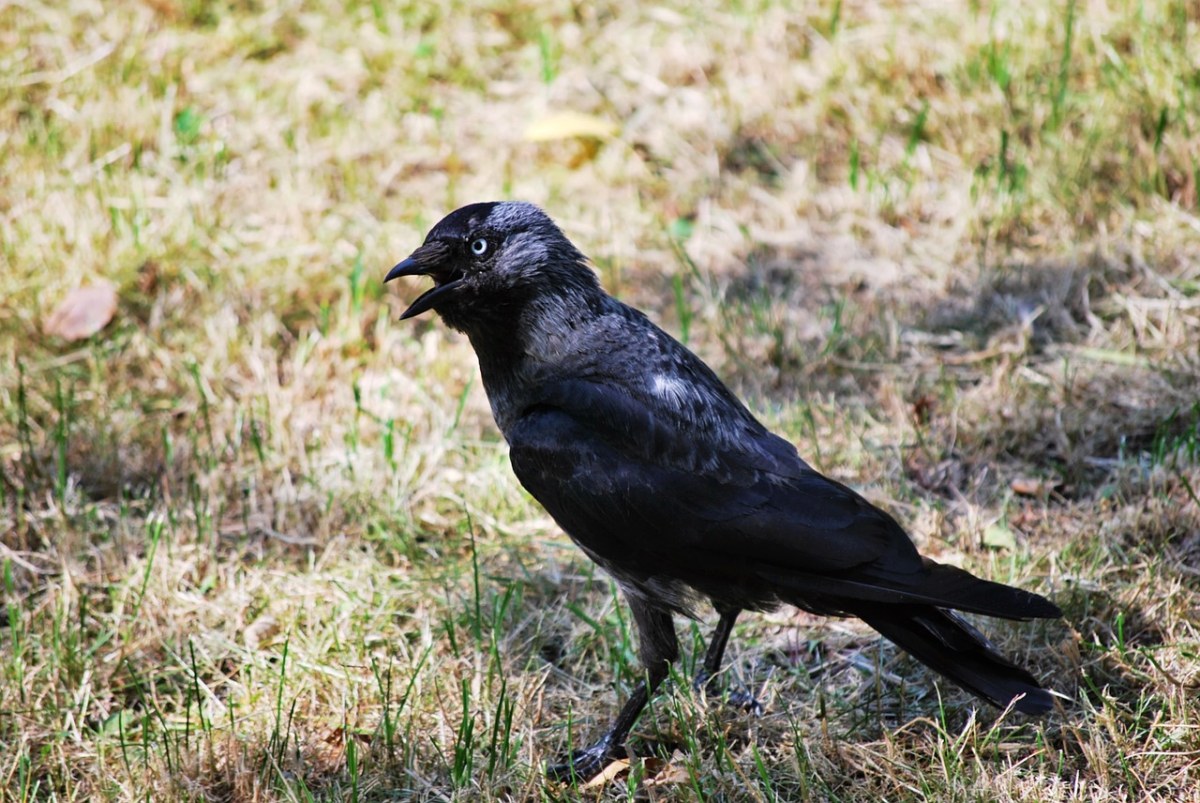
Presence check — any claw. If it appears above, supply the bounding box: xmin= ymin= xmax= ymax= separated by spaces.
xmin=545 ymin=738 xmax=625 ymax=782
xmin=725 ymin=687 xmax=765 ymax=715
xmin=694 ymin=669 xmax=764 ymax=714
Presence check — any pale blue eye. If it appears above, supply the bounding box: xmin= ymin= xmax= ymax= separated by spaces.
xmin=471 ymin=238 xmax=489 ymax=256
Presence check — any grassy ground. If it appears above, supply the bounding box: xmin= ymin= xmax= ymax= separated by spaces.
xmin=2 ymin=0 xmax=1199 ymax=800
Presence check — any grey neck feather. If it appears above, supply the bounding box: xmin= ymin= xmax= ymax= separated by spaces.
xmin=467 ymin=280 xmax=612 ymax=436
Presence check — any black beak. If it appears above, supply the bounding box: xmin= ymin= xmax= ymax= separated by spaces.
xmin=385 ymin=244 xmax=462 ymax=320
xmin=384 ymin=257 xmax=423 ymax=284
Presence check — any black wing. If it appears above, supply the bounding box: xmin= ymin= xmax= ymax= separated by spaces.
xmin=506 ymin=378 xmax=1055 ymax=617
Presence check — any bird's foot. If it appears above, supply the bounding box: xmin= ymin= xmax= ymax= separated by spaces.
xmin=693 ymin=671 xmax=763 ymax=715
xmin=545 ymin=738 xmax=625 ymax=782
xmin=724 ymin=687 xmax=764 ymax=715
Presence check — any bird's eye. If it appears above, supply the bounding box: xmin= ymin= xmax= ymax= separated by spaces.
xmin=470 ymin=238 xmax=489 ymax=256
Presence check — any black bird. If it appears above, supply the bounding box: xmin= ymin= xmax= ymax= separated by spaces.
xmin=386 ymin=202 xmax=1061 ymax=779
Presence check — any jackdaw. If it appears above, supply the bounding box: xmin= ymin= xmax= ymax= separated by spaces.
xmin=385 ymin=201 xmax=1061 ymax=779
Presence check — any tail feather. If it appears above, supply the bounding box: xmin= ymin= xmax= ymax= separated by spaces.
xmin=913 ymin=561 xmax=1062 ymax=620
xmin=855 ymin=605 xmax=1055 ymax=715
xmin=760 ymin=561 xmax=1061 ymax=622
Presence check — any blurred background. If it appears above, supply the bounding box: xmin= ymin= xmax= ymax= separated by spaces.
xmin=1 ymin=1 xmax=1198 ymax=800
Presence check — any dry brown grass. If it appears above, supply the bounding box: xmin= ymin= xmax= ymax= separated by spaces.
xmin=2 ymin=0 xmax=1199 ymax=800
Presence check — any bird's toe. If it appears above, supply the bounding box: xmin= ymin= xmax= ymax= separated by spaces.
xmin=545 ymin=740 xmax=625 ymax=782
xmin=726 ymin=687 xmax=765 ymax=715
xmin=695 ymin=672 xmax=764 ymax=715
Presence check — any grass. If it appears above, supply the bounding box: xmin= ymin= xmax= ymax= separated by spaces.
xmin=2 ymin=0 xmax=1199 ymax=800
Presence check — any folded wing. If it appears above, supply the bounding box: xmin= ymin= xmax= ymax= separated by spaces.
xmin=508 ymin=378 xmax=1059 ymax=621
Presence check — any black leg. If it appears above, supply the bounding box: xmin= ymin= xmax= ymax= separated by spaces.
xmin=693 ymin=606 xmax=762 ymax=713
xmin=695 ymin=606 xmax=740 ymax=689
xmin=547 ymin=597 xmax=679 ymax=781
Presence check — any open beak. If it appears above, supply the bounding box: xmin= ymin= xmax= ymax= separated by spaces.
xmin=385 ymin=244 xmax=461 ymax=320
xmin=384 ymin=257 xmax=424 ymax=284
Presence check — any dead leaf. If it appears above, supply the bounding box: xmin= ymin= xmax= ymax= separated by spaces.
xmin=243 ymin=615 xmax=279 ymax=649
xmin=643 ymin=752 xmax=691 ymax=786
xmin=1010 ymin=508 xmax=1043 ymax=528
xmin=982 ymin=523 xmax=1017 ymax=551
xmin=1011 ymin=476 xmax=1059 ymax=496
xmin=44 ymin=281 xmax=118 ymax=341
xmin=579 ymin=757 xmax=630 ymax=789
xmin=524 ymin=111 xmax=618 ymax=142
xmin=319 ymin=725 xmax=372 ymax=746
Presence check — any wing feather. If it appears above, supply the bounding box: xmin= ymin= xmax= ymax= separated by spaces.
xmin=507 ymin=380 xmax=926 ymax=604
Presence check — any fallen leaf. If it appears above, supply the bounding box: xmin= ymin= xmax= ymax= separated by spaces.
xmin=243 ymin=615 xmax=279 ymax=649
xmin=643 ymin=752 xmax=691 ymax=786
xmin=1010 ymin=476 xmax=1059 ymax=496
xmin=44 ymin=281 xmax=118 ymax=341
xmin=524 ymin=111 xmax=618 ymax=142
xmin=579 ymin=757 xmax=629 ymax=789
xmin=97 ymin=709 xmax=138 ymax=737
xmin=319 ymin=725 xmax=372 ymax=746
xmin=911 ymin=393 xmax=937 ymax=425
xmin=982 ymin=523 xmax=1017 ymax=551
xmin=1010 ymin=508 xmax=1043 ymax=528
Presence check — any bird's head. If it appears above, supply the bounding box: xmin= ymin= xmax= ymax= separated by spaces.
xmin=385 ymin=202 xmax=598 ymax=333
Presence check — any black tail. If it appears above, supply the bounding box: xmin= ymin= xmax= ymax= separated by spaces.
xmin=855 ymin=605 xmax=1055 ymax=715
xmin=763 ymin=560 xmax=1061 ymax=622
